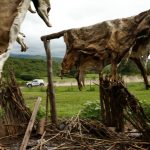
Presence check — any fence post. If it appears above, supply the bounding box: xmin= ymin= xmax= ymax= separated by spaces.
xmin=43 ymin=39 xmax=57 ymax=124
xmin=99 ymin=74 xmax=105 ymax=123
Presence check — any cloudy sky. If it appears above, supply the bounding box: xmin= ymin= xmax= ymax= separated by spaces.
xmin=11 ymin=0 xmax=150 ymax=58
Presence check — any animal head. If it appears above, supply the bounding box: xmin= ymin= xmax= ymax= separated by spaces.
xmin=32 ymin=0 xmax=51 ymax=27
xmin=61 ymin=50 xmax=80 ymax=76
xmin=61 ymin=48 xmax=105 ymax=90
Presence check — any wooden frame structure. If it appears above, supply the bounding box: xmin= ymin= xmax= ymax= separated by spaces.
xmin=41 ymin=29 xmax=72 ymax=124
xmin=41 ymin=37 xmax=59 ymax=124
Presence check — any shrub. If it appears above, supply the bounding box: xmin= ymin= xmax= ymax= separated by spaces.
xmin=17 ymin=80 xmax=27 ymax=86
xmin=80 ymin=99 xmax=150 ymax=123
xmin=19 ymin=73 xmax=40 ymax=81
xmin=80 ymin=100 xmax=101 ymax=120
xmin=36 ymin=106 xmax=46 ymax=120
xmin=140 ymin=101 xmax=150 ymax=120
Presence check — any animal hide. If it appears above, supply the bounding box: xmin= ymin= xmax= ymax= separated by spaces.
xmin=61 ymin=9 xmax=150 ymax=89
xmin=0 ymin=0 xmax=51 ymax=78
xmin=0 ymin=0 xmax=23 ymax=55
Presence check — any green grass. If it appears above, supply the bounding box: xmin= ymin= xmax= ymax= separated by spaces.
xmin=127 ymin=82 xmax=150 ymax=103
xmin=22 ymin=82 xmax=150 ymax=118
xmin=22 ymin=85 xmax=99 ymax=118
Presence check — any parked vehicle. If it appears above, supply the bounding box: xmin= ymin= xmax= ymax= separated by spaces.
xmin=26 ymin=79 xmax=45 ymax=88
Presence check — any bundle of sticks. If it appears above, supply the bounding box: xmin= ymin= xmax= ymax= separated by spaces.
xmin=0 ymin=71 xmax=31 ymax=135
xmin=100 ymin=76 xmax=150 ymax=139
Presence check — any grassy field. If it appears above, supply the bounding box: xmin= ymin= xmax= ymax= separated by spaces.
xmin=127 ymin=82 xmax=150 ymax=102
xmin=22 ymin=81 xmax=150 ymax=118
xmin=22 ymin=85 xmax=99 ymax=118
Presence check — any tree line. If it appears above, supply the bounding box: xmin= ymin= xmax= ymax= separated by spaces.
xmin=3 ymin=57 xmax=60 ymax=81
xmin=3 ymin=57 xmax=150 ymax=81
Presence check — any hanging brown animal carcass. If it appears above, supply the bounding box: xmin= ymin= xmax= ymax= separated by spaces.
xmin=0 ymin=0 xmax=51 ymax=78
xmin=61 ymin=9 xmax=150 ymax=90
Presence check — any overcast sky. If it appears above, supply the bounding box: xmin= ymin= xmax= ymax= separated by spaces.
xmin=11 ymin=0 xmax=150 ymax=58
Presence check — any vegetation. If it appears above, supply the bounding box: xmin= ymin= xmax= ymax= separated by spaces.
xmin=80 ymin=100 xmax=101 ymax=120
xmin=22 ymin=85 xmax=99 ymax=118
xmin=21 ymin=82 xmax=150 ymax=119
xmin=118 ymin=59 xmax=141 ymax=75
xmin=2 ymin=56 xmax=150 ymax=119
xmin=3 ymin=56 xmax=61 ymax=81
xmin=102 ymin=59 xmax=150 ymax=75
xmin=0 ymin=82 xmax=150 ymax=119
xmin=3 ymin=56 xmax=150 ymax=82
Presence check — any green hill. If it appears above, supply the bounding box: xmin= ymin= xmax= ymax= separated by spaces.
xmin=4 ymin=56 xmax=62 ymax=81
xmin=10 ymin=54 xmax=62 ymax=63
xmin=4 ymin=55 xmax=150 ymax=81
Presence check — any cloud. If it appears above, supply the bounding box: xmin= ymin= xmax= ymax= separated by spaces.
xmin=11 ymin=0 xmax=150 ymax=57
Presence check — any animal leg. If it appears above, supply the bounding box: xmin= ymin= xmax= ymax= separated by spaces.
xmin=75 ymin=70 xmax=85 ymax=91
xmin=0 ymin=51 xmax=10 ymax=79
xmin=111 ymin=58 xmax=118 ymax=81
xmin=16 ymin=33 xmax=28 ymax=52
xmin=21 ymin=42 xmax=28 ymax=52
xmin=131 ymin=57 xmax=150 ymax=90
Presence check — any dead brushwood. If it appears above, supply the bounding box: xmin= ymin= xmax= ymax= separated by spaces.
xmin=0 ymin=71 xmax=31 ymax=135
xmin=31 ymin=114 xmax=150 ymax=150
xmin=1 ymin=113 xmax=150 ymax=149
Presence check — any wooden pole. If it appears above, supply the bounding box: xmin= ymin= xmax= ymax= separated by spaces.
xmin=99 ymin=74 xmax=104 ymax=123
xmin=41 ymin=30 xmax=67 ymax=41
xmin=20 ymin=97 xmax=41 ymax=150
xmin=45 ymin=88 xmax=49 ymax=125
xmin=43 ymin=38 xmax=57 ymax=124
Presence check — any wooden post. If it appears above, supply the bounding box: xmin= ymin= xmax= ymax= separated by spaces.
xmin=43 ymin=38 xmax=57 ymax=124
xmin=20 ymin=97 xmax=41 ymax=150
xmin=41 ymin=30 xmax=67 ymax=41
xmin=99 ymin=74 xmax=104 ymax=123
xmin=45 ymin=88 xmax=49 ymax=125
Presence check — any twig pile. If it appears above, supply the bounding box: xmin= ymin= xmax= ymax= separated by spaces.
xmin=0 ymin=113 xmax=150 ymax=149
xmin=0 ymin=71 xmax=31 ymax=135
xmin=31 ymin=114 xmax=150 ymax=150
